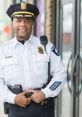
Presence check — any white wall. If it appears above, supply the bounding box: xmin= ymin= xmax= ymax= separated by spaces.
xmin=0 ymin=0 xmax=12 ymax=19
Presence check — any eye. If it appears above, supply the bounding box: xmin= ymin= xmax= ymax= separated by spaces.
xmin=25 ymin=18 xmax=33 ymax=23
xmin=16 ymin=19 xmax=22 ymax=22
xmin=13 ymin=17 xmax=22 ymax=23
xmin=26 ymin=19 xmax=32 ymax=23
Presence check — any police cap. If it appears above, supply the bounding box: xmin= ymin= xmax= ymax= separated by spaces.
xmin=6 ymin=2 xmax=39 ymax=21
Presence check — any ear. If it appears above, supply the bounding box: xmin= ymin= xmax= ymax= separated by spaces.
xmin=11 ymin=17 xmax=13 ymax=21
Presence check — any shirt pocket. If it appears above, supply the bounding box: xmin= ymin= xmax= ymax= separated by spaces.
xmin=32 ymin=54 xmax=49 ymax=76
xmin=1 ymin=57 xmax=19 ymax=80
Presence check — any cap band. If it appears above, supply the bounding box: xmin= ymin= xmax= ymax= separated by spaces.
xmin=11 ymin=11 xmax=35 ymax=17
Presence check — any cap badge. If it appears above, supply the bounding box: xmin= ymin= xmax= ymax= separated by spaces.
xmin=38 ymin=46 xmax=44 ymax=54
xmin=21 ymin=2 xmax=27 ymax=10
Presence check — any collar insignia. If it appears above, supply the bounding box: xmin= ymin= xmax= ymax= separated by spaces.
xmin=38 ymin=46 xmax=44 ymax=54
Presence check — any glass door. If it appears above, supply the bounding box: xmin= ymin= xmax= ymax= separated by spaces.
xmin=61 ymin=2 xmax=73 ymax=117
xmin=79 ymin=0 xmax=82 ymax=116
xmin=60 ymin=0 xmax=82 ymax=117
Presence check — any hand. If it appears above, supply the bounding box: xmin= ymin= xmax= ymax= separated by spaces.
xmin=14 ymin=91 xmax=31 ymax=107
xmin=27 ymin=90 xmax=45 ymax=103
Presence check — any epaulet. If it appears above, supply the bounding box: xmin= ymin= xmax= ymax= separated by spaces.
xmin=51 ymin=46 xmax=60 ymax=56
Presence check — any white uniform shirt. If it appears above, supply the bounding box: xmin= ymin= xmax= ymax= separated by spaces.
xmin=0 ymin=35 xmax=66 ymax=104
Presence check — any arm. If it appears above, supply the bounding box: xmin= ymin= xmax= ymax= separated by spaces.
xmin=0 ymin=47 xmax=16 ymax=104
xmin=0 ymin=47 xmax=31 ymax=106
xmin=41 ymin=46 xmax=67 ymax=98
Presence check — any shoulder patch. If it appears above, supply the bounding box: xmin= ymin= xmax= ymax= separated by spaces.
xmin=49 ymin=81 xmax=61 ymax=91
xmin=51 ymin=46 xmax=60 ymax=56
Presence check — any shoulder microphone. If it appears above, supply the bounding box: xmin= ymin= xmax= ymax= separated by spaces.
xmin=40 ymin=35 xmax=51 ymax=87
xmin=40 ymin=36 xmax=48 ymax=50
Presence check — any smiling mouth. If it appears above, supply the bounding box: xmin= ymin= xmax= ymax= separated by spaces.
xmin=19 ymin=29 xmax=27 ymax=31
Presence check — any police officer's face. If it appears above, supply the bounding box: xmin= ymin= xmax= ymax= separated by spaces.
xmin=13 ymin=17 xmax=33 ymax=41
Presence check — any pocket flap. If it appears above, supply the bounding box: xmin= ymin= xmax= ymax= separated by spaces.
xmin=1 ymin=56 xmax=18 ymax=66
xmin=32 ymin=54 xmax=49 ymax=62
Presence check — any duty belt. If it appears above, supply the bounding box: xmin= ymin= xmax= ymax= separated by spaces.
xmin=4 ymin=84 xmax=53 ymax=114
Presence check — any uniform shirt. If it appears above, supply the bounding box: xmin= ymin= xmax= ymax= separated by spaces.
xmin=0 ymin=35 xmax=66 ymax=104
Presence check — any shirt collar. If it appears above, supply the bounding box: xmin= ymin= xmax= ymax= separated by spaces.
xmin=13 ymin=34 xmax=34 ymax=47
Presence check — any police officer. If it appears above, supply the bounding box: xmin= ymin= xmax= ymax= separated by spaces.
xmin=0 ymin=2 xmax=66 ymax=117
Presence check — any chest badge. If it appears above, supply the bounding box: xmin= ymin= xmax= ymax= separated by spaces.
xmin=38 ymin=46 xmax=44 ymax=54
